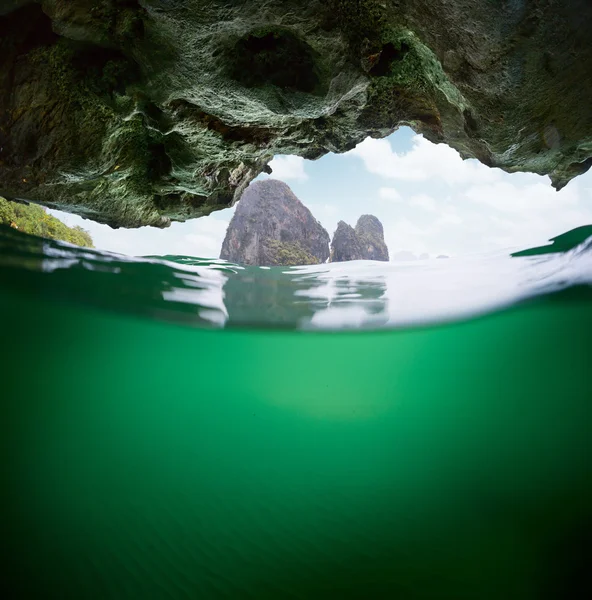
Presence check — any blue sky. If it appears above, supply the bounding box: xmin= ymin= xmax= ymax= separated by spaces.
xmin=51 ymin=127 xmax=592 ymax=258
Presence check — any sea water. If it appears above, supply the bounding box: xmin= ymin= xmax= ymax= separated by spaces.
xmin=1 ymin=224 xmax=591 ymax=599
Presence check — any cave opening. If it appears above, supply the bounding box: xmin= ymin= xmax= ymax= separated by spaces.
xmin=36 ymin=127 xmax=592 ymax=263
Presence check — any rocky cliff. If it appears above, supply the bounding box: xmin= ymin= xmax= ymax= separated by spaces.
xmin=330 ymin=221 xmax=364 ymax=262
xmin=220 ymin=179 xmax=329 ymax=266
xmin=330 ymin=214 xmax=388 ymax=262
xmin=1 ymin=1 xmax=591 ymax=227
xmin=355 ymin=214 xmax=389 ymax=261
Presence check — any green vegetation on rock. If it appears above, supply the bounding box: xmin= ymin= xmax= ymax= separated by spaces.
xmin=0 ymin=197 xmax=93 ymax=247
xmin=266 ymin=240 xmax=319 ymax=266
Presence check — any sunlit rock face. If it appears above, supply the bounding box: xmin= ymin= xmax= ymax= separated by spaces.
xmin=1 ymin=0 xmax=591 ymax=227
xmin=220 ymin=179 xmax=330 ymax=266
xmin=330 ymin=215 xmax=388 ymax=262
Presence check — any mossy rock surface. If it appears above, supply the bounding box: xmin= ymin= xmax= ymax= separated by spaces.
xmin=1 ymin=0 xmax=591 ymax=227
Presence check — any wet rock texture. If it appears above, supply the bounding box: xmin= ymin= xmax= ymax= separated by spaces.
xmin=1 ymin=0 xmax=591 ymax=227
xmin=330 ymin=214 xmax=389 ymax=261
xmin=220 ymin=179 xmax=330 ymax=266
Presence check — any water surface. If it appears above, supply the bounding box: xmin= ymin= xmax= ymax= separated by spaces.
xmin=1 ymin=225 xmax=591 ymax=599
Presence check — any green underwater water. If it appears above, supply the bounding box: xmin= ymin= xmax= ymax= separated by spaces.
xmin=1 ymin=225 xmax=592 ymax=599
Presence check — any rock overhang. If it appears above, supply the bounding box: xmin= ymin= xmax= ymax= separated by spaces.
xmin=0 ymin=0 xmax=590 ymax=228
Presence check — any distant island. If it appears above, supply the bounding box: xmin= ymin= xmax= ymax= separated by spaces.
xmin=390 ymin=251 xmax=448 ymax=261
xmin=0 ymin=196 xmax=94 ymax=247
xmin=330 ymin=215 xmax=389 ymax=262
xmin=220 ymin=179 xmax=389 ymax=266
xmin=220 ymin=179 xmax=330 ymax=266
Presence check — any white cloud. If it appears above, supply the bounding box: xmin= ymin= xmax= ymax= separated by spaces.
xmin=458 ymin=178 xmax=592 ymax=249
xmin=176 ymin=218 xmax=230 ymax=257
xmin=348 ymin=134 xmax=501 ymax=186
xmin=348 ymin=130 xmax=592 ymax=255
xmin=317 ymin=203 xmax=339 ymax=217
xmin=49 ymin=208 xmax=232 ymax=258
xmin=384 ymin=207 xmax=467 ymax=254
xmin=409 ymin=193 xmax=438 ymax=212
xmin=464 ymin=178 xmax=580 ymax=213
xmin=265 ymin=155 xmax=308 ymax=181
xmin=378 ymin=187 xmax=402 ymax=202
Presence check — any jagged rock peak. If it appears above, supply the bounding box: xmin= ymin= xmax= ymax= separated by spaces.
xmin=330 ymin=214 xmax=389 ymax=262
xmin=330 ymin=220 xmax=363 ymax=262
xmin=355 ymin=214 xmax=389 ymax=261
xmin=220 ymin=179 xmax=329 ymax=266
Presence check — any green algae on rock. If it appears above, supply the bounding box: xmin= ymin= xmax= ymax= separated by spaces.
xmin=1 ymin=0 xmax=591 ymax=228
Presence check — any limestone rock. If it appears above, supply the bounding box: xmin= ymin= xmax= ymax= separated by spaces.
xmin=0 ymin=1 xmax=591 ymax=227
xmin=220 ymin=179 xmax=329 ymax=266
xmin=355 ymin=214 xmax=389 ymax=261
xmin=330 ymin=214 xmax=388 ymax=262
xmin=330 ymin=221 xmax=364 ymax=262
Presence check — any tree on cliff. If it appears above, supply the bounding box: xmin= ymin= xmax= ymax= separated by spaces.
xmin=0 ymin=197 xmax=94 ymax=248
